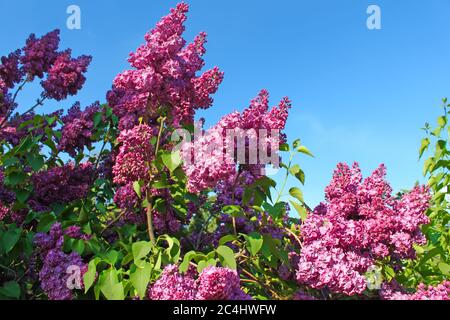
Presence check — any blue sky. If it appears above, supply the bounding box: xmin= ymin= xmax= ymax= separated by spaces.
xmin=1 ymin=1 xmax=450 ymax=207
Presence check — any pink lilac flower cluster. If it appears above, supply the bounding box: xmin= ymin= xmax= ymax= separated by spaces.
xmin=112 ymin=124 xmax=155 ymax=185
xmin=380 ymin=281 xmax=450 ymax=300
xmin=107 ymin=3 xmax=223 ymax=129
xmin=296 ymin=163 xmax=431 ymax=296
xmin=148 ymin=265 xmax=198 ymax=300
xmin=0 ymin=203 xmax=9 ymax=221
xmin=41 ymin=50 xmax=92 ymax=101
xmin=148 ymin=265 xmax=251 ymax=300
xmin=182 ymin=90 xmax=291 ymax=193
xmin=0 ymin=29 xmax=91 ymax=127
xmin=0 ymin=50 xmax=23 ymax=92
xmin=181 ymin=121 xmax=236 ymax=193
xmin=30 ymin=162 xmax=94 ymax=211
xmin=34 ymin=223 xmax=88 ymax=300
xmin=196 ymin=266 xmax=251 ymax=300
xmin=20 ymin=30 xmax=60 ymax=80
xmin=58 ymin=101 xmax=100 ymax=156
xmin=108 ymin=2 xmax=225 ymax=227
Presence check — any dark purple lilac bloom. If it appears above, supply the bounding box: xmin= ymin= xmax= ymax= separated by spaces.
xmin=41 ymin=50 xmax=91 ymax=101
xmin=58 ymin=101 xmax=100 ymax=156
xmin=21 ymin=30 xmax=60 ymax=79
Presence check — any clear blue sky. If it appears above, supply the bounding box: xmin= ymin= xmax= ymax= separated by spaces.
xmin=1 ymin=1 xmax=450 ymax=207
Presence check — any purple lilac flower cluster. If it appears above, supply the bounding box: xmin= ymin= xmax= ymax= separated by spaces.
xmin=41 ymin=50 xmax=91 ymax=101
xmin=296 ymin=163 xmax=431 ymax=296
xmin=182 ymin=90 xmax=291 ymax=194
xmin=34 ymin=223 xmax=88 ymax=300
xmin=107 ymin=3 xmax=223 ymax=129
xmin=380 ymin=281 xmax=450 ymax=300
xmin=148 ymin=265 xmax=251 ymax=300
xmin=1 ymin=29 xmax=91 ymax=149
xmin=58 ymin=101 xmax=100 ymax=156
xmin=30 ymin=162 xmax=95 ymax=212
xmin=107 ymin=3 xmax=225 ymax=230
xmin=20 ymin=30 xmax=60 ymax=80
xmin=112 ymin=124 xmax=155 ymax=185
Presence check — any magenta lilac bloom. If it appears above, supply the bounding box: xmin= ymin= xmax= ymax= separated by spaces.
xmin=148 ymin=265 xmax=250 ymax=300
xmin=296 ymin=163 xmax=431 ymax=296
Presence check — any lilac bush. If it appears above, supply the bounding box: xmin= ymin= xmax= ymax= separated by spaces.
xmin=0 ymin=2 xmax=448 ymax=301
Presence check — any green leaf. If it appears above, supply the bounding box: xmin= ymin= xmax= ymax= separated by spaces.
xmin=222 ymin=205 xmax=244 ymax=217
xmin=99 ymin=269 xmax=124 ymax=300
xmin=438 ymin=116 xmax=447 ymax=128
xmin=2 ymin=156 xmax=19 ymax=167
xmin=197 ymin=259 xmax=217 ymax=273
xmin=78 ymin=206 xmax=89 ymax=224
xmin=289 ymin=164 xmax=300 ymax=175
xmin=179 ymin=251 xmax=197 ymax=273
xmin=84 ymin=258 xmax=100 ymax=293
xmin=290 ymin=201 xmax=308 ymax=221
xmin=295 ymin=169 xmax=306 ymax=185
xmin=218 ymin=234 xmax=237 ymax=246
xmin=384 ymin=265 xmax=396 ymax=281
xmin=296 ymin=145 xmax=314 ymax=157
xmin=0 ymin=281 xmax=20 ymax=299
xmin=72 ymin=239 xmax=85 ymax=255
xmin=261 ymin=234 xmax=285 ymax=266
xmin=419 ymin=138 xmax=430 ymax=158
xmin=216 ymin=245 xmax=236 ymax=270
xmin=289 ymin=187 xmax=304 ymax=203
xmin=0 ymin=224 xmax=22 ymax=254
xmin=15 ymin=135 xmax=32 ymax=154
xmin=130 ymin=262 xmax=152 ymax=299
xmin=103 ymin=250 xmax=120 ymax=266
xmin=438 ymin=262 xmax=450 ymax=275
xmin=26 ymin=154 xmax=44 ymax=172
xmin=263 ymin=202 xmax=286 ymax=219
xmin=159 ymin=235 xmax=181 ymax=263
xmin=15 ymin=189 xmax=31 ymax=204
xmin=243 ymin=232 xmax=264 ymax=256
xmin=279 ymin=143 xmax=289 ymax=152
xmin=292 ymin=139 xmax=301 ymax=149
xmin=6 ymin=172 xmax=27 ymax=186
xmin=37 ymin=213 xmax=57 ymax=233
xmin=93 ymin=112 xmax=103 ymax=127
xmin=161 ymin=151 xmax=182 ymax=172
xmin=289 ymin=165 xmax=305 ymax=184
xmin=132 ymin=241 xmax=152 ymax=266
xmin=45 ymin=115 xmax=58 ymax=126
xmin=133 ymin=181 xmax=142 ymax=198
